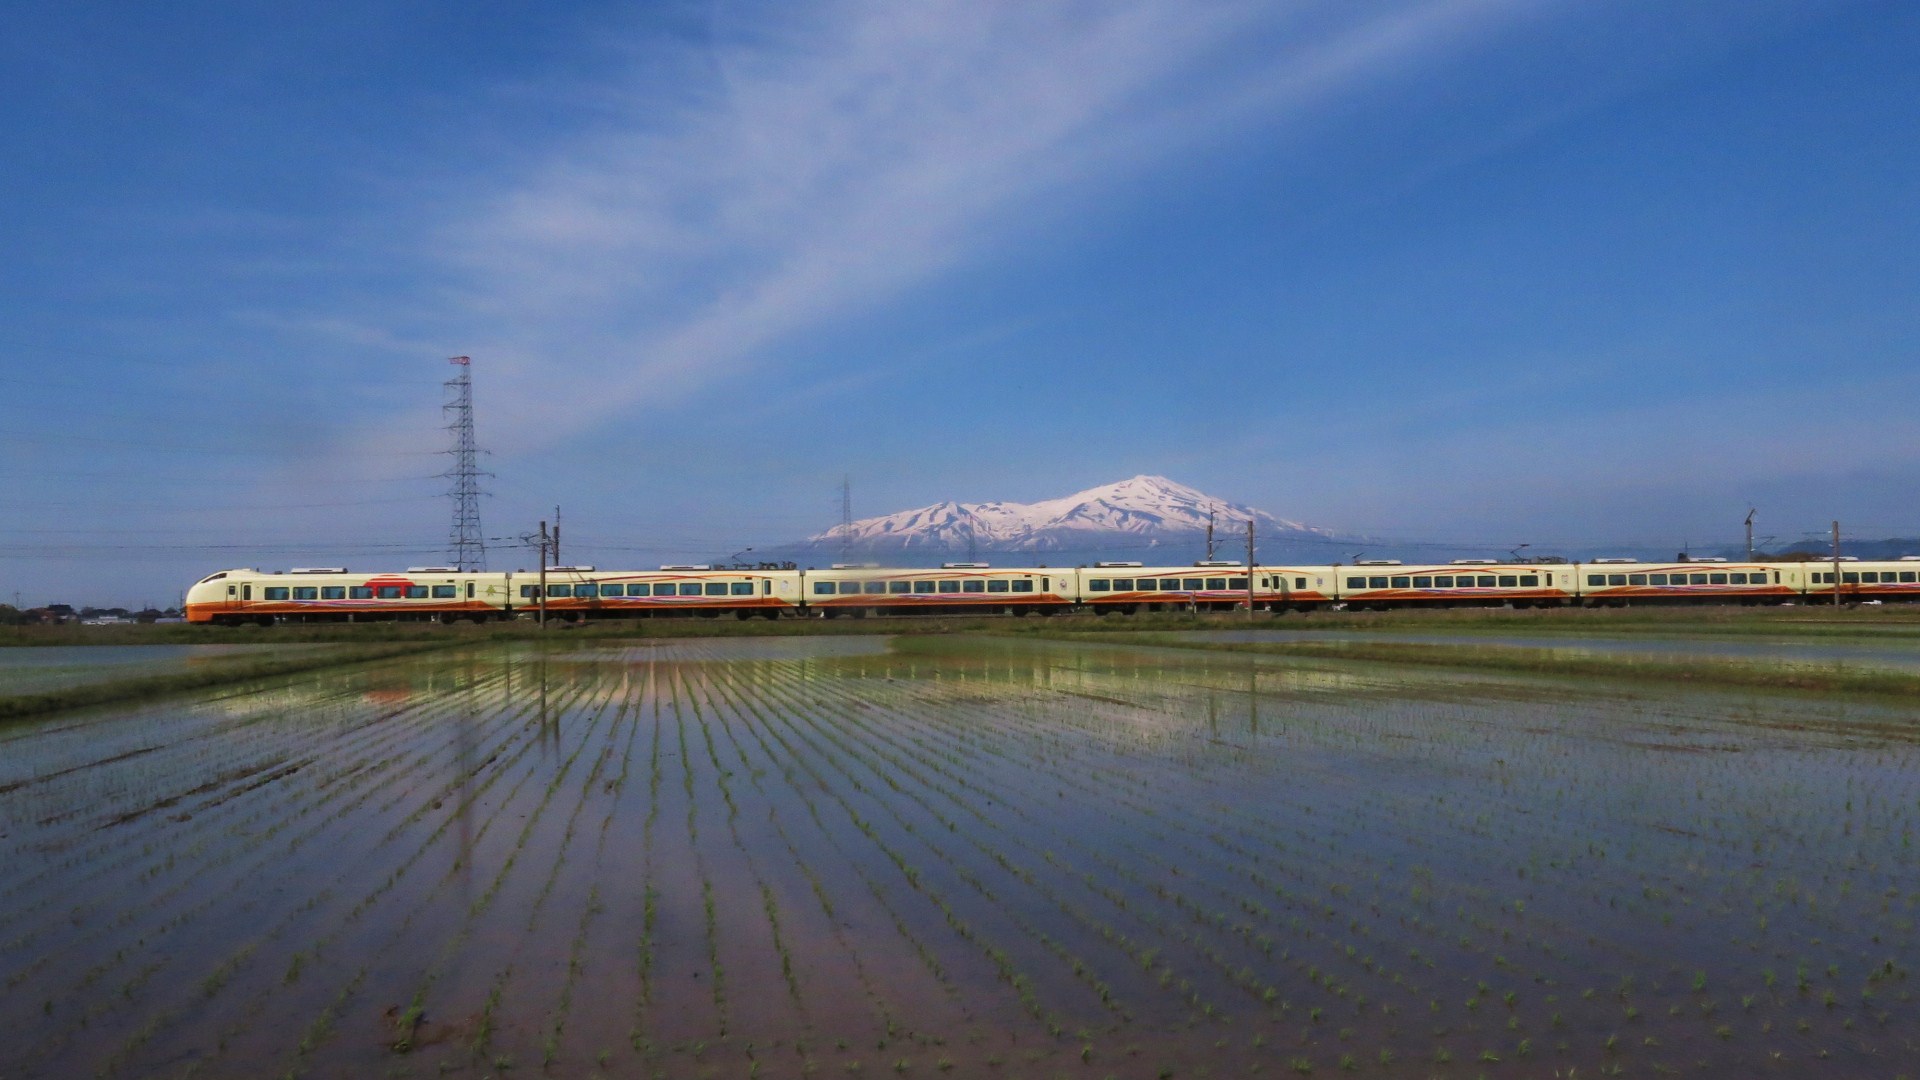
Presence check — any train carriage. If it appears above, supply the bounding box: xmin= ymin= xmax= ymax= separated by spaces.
xmin=1575 ymin=559 xmax=1796 ymax=605
xmin=520 ymin=565 xmax=800 ymax=619
xmin=185 ymin=567 xmax=509 ymax=625
xmin=1333 ymin=560 xmax=1573 ymax=609
xmin=802 ymin=563 xmax=1072 ymax=616
xmin=1803 ymin=557 xmax=1920 ymax=603
xmin=1076 ymin=562 xmax=1335 ymax=613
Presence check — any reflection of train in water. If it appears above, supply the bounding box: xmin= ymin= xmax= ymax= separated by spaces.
xmin=183 ymin=553 xmax=1920 ymax=625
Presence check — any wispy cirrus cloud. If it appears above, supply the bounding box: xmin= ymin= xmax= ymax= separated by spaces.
xmin=404 ymin=0 xmax=1522 ymax=449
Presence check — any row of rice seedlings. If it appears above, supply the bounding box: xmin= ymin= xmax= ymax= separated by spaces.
xmin=68 ymin=666 xmax=545 ymax=1076
xmin=952 ymin=641 xmax=1912 ymax=1060
xmin=782 ymin=671 xmax=1245 ymax=1034
xmin=0 ymin=669 xmax=406 ymax=937
xmin=816 ymin=667 xmax=1391 ymax=1037
xmin=825 ymin=645 xmax=1712 ymax=1060
xmin=9 ymin=667 xmax=533 ymax=1073
xmin=710 ymin=664 xmax=1034 ymax=1058
xmin=706 ymin=663 xmax=964 ymax=1051
xmin=733 ymin=663 xmax=1144 ymax=1048
xmin=390 ymin=669 xmax=626 ymax=1067
xmin=259 ymin=671 xmax=610 ymax=1077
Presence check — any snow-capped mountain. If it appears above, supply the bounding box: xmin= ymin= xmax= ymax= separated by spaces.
xmin=771 ymin=476 xmax=1336 ymax=564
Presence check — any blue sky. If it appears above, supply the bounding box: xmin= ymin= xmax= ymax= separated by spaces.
xmin=2 ymin=0 xmax=1917 ymax=605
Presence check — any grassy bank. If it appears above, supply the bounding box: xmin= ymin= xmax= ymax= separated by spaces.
xmin=1027 ymin=630 xmax=1920 ymax=700
xmin=0 ymin=640 xmax=462 ymax=723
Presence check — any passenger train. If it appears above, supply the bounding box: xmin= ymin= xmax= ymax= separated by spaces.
xmin=182 ymin=554 xmax=1920 ymax=625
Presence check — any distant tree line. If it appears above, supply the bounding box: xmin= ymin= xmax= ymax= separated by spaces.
xmin=0 ymin=604 xmax=183 ymax=625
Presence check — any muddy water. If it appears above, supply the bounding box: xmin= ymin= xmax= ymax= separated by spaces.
xmin=2 ymin=636 xmax=1917 ymax=1079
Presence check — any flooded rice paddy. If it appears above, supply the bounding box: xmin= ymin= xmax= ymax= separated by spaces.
xmin=2 ymin=636 xmax=1917 ymax=1079
xmin=1188 ymin=628 xmax=1920 ymax=673
xmin=0 ymin=644 xmax=332 ymax=695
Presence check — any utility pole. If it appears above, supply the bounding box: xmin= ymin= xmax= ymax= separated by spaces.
xmin=1245 ymin=519 xmax=1256 ymax=621
xmin=538 ymin=520 xmax=551 ymax=626
xmin=1833 ymin=520 xmax=1843 ymax=608
xmin=441 ymin=356 xmax=490 ymax=571
xmin=553 ymin=505 xmax=561 ymax=566
xmin=1206 ymin=508 xmax=1217 ymax=561
xmin=1745 ymin=508 xmax=1756 ymax=562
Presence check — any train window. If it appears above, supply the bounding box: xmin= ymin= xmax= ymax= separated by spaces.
xmin=549 ymin=584 xmax=574 ymax=597
xmin=1710 ymin=573 xmax=1728 ymax=585
xmin=702 ymin=582 xmax=726 ymax=596
xmin=861 ymin=581 xmax=885 ymax=594
xmin=987 ymin=580 xmax=1010 ymax=593
xmin=1152 ymin=578 xmax=1174 ymax=590
xmin=1733 ymin=573 xmax=1751 ymax=584
xmin=408 ymin=586 xmax=430 ymax=598
xmin=1843 ymin=572 xmax=1860 ymax=584
xmin=1089 ymin=579 xmax=1111 ymax=592
xmin=320 ymin=586 xmax=345 ymax=600
xmin=1475 ymin=576 xmax=1495 ymax=587
xmin=1389 ymin=576 xmax=1409 ymax=589
xmin=1628 ymin=574 xmax=1647 ymax=586
xmin=1500 ymin=575 xmax=1519 ymax=588
xmin=1296 ymin=577 xmax=1308 ymax=589
xmin=1687 ymin=573 xmax=1707 ymax=585
xmin=668 ymin=583 xmax=692 ymax=596
xmin=1346 ymin=576 xmax=1365 ymax=589
xmin=1011 ymin=579 xmax=1034 ymax=593
xmin=1520 ymin=575 xmax=1539 ymax=587
xmin=1903 ymin=572 xmax=1918 ymax=584
xmin=1430 ymin=576 xmax=1451 ymax=588
xmin=939 ymin=580 xmax=961 ymax=593
xmin=1207 ymin=578 xmax=1229 ymax=590
xmin=433 ymin=585 xmax=457 ymax=598
xmin=812 ymin=582 xmax=833 ymax=596
xmin=1173 ymin=578 xmax=1195 ymax=591
xmin=889 ymin=581 xmax=910 ymax=594
xmin=830 ymin=581 xmax=854 ymax=594
xmin=520 ymin=585 xmax=538 ymax=598
xmin=1366 ymin=577 xmax=1387 ymax=589
xmin=290 ymin=587 xmax=316 ymax=600
xmin=1413 ymin=576 xmax=1433 ymax=588
xmin=627 ymin=584 xmax=650 ymax=596
xmin=731 ymin=582 xmax=754 ymax=596
xmin=1606 ymin=574 xmax=1627 ymax=586
xmin=373 ymin=585 xmax=401 ymax=599
xmin=1650 ymin=574 xmax=1668 ymax=585
xmin=1587 ymin=574 xmax=1604 ymax=586
xmin=1228 ymin=578 xmax=1247 ymax=590
xmin=1112 ymin=578 xmax=1135 ymax=590
xmin=265 ymin=587 xmax=290 ymax=600
xmin=963 ymin=580 xmax=985 ymax=593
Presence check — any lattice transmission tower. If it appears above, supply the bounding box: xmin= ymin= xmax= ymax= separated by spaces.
xmin=441 ymin=356 xmax=491 ymax=571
